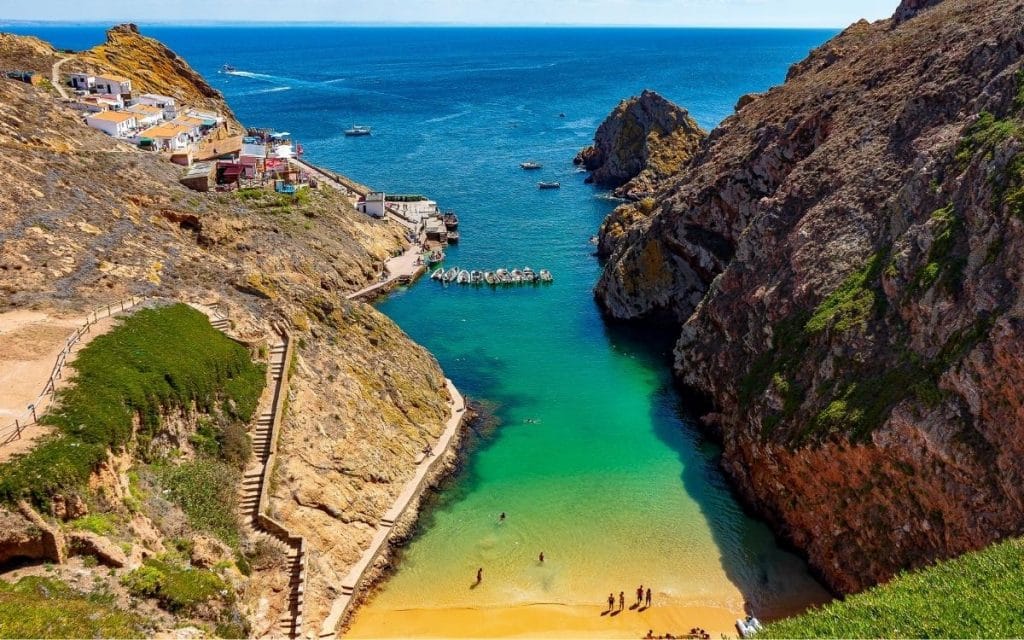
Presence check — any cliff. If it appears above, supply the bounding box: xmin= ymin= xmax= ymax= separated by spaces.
xmin=73 ymin=24 xmax=241 ymax=130
xmin=0 ymin=28 xmax=450 ymax=637
xmin=594 ymin=0 xmax=1024 ymax=594
xmin=575 ymin=89 xmax=706 ymax=200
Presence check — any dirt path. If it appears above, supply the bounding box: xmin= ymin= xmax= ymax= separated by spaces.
xmin=51 ymin=56 xmax=73 ymax=99
xmin=0 ymin=309 xmax=119 ymax=463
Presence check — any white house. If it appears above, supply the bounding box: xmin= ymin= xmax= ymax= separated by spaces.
xmin=94 ymin=74 xmax=132 ymax=96
xmin=186 ymin=108 xmax=224 ymax=126
xmin=171 ymin=115 xmax=206 ymax=139
xmin=357 ymin=192 xmax=387 ymax=218
xmin=135 ymin=93 xmax=178 ymax=120
xmin=68 ymin=72 xmax=95 ymax=91
xmin=85 ymin=93 xmax=124 ymax=109
xmin=140 ymin=122 xmax=191 ymax=151
xmin=85 ymin=110 xmax=139 ymax=138
xmin=127 ymin=103 xmax=164 ymax=126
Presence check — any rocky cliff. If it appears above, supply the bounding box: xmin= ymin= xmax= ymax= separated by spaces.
xmin=575 ymin=89 xmax=706 ymax=200
xmin=595 ymin=0 xmax=1024 ymax=594
xmin=0 ymin=28 xmax=451 ymax=637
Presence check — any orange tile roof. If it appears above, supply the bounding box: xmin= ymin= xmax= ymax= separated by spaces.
xmin=88 ymin=110 xmax=137 ymax=123
xmin=173 ymin=116 xmax=205 ymax=127
xmin=128 ymin=104 xmax=162 ymax=115
xmin=141 ymin=123 xmax=190 ymax=138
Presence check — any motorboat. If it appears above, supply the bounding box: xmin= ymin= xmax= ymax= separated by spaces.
xmin=538 ymin=181 xmax=561 ymax=190
xmin=444 ymin=267 xmax=459 ymax=282
xmin=471 ymin=270 xmax=483 ymax=284
xmin=431 ymin=267 xmax=445 ymax=280
xmin=220 ymin=64 xmax=236 ymax=73
xmin=447 ymin=230 xmax=460 ymax=244
xmin=457 ymin=269 xmax=472 ymax=284
xmin=442 ymin=212 xmax=459 ymax=229
xmin=484 ymin=271 xmax=496 ymax=285
xmin=426 ymin=249 xmax=445 ymax=264
xmin=497 ymin=269 xmax=511 ymax=284
xmin=520 ymin=161 xmax=543 ymax=170
xmin=510 ymin=269 xmax=524 ymax=284
xmin=539 ymin=269 xmax=553 ymax=283
xmin=344 ymin=125 xmax=372 ymax=137
xmin=522 ymin=267 xmax=536 ymax=282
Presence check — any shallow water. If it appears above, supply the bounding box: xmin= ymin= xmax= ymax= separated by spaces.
xmin=17 ymin=24 xmax=837 ymax=633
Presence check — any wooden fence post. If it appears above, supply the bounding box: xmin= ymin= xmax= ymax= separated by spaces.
xmin=14 ymin=419 xmax=20 ymax=439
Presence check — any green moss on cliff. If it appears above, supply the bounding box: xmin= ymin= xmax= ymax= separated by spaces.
xmin=914 ymin=203 xmax=965 ymax=292
xmin=806 ymin=253 xmax=884 ymax=334
xmin=762 ymin=537 xmax=1024 ymax=638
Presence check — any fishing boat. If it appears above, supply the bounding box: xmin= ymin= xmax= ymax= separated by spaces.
xmin=426 ymin=249 xmax=445 ymax=264
xmin=520 ymin=161 xmax=543 ymax=170
xmin=510 ymin=269 xmax=524 ymax=284
xmin=444 ymin=267 xmax=459 ymax=283
xmin=442 ymin=212 xmax=459 ymax=229
xmin=344 ymin=125 xmax=372 ymax=137
xmin=220 ymin=64 xmax=236 ymax=73
xmin=471 ymin=270 xmax=483 ymax=284
xmin=457 ymin=269 xmax=472 ymax=284
xmin=523 ymin=267 xmax=536 ymax=283
xmin=484 ymin=271 xmax=496 ymax=285
xmin=447 ymin=230 xmax=460 ymax=244
xmin=538 ymin=181 xmax=561 ymax=190
xmin=431 ymin=267 xmax=445 ymax=281
xmin=496 ymin=269 xmax=511 ymax=284
xmin=539 ymin=269 xmax=553 ymax=283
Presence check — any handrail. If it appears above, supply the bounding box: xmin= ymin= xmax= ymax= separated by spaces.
xmin=0 ymin=295 xmax=145 ymax=447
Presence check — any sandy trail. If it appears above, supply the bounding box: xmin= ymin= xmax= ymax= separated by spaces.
xmin=0 ymin=308 xmax=118 ymax=462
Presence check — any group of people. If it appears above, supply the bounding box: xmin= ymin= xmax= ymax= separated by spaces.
xmin=473 ymin=513 xmax=546 ymax=585
xmin=607 ymin=584 xmax=653 ymax=612
xmin=644 ymin=630 xmax=710 ymax=640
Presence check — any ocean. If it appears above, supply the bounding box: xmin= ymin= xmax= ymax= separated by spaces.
xmin=11 ymin=24 xmax=837 ymax=636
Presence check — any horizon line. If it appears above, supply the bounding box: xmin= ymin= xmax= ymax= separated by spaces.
xmin=1 ymin=19 xmax=854 ymax=30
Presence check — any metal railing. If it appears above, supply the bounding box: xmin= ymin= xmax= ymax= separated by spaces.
xmin=0 ymin=295 xmax=145 ymax=446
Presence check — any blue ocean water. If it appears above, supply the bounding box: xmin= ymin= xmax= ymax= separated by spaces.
xmin=12 ymin=25 xmax=839 ymax=634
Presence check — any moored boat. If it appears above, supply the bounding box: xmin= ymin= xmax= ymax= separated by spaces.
xmin=510 ymin=269 xmax=523 ymax=284
xmin=447 ymin=230 xmax=460 ymax=243
xmin=520 ymin=161 xmax=543 ymax=170
xmin=538 ymin=181 xmax=561 ymax=190
xmin=471 ymin=270 xmax=483 ymax=284
xmin=431 ymin=267 xmax=445 ymax=280
xmin=426 ymin=249 xmax=445 ymax=264
xmin=484 ymin=271 xmax=496 ymax=285
xmin=444 ymin=267 xmax=459 ymax=282
xmin=522 ymin=267 xmax=536 ymax=283
xmin=457 ymin=269 xmax=472 ymax=284
xmin=539 ymin=269 xmax=553 ymax=283
xmin=442 ymin=212 xmax=459 ymax=229
xmin=344 ymin=125 xmax=372 ymax=137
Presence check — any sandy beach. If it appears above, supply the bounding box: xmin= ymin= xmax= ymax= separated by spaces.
xmin=346 ymin=599 xmax=740 ymax=638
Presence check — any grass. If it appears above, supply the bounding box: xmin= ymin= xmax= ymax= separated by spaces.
xmin=805 ymin=253 xmax=884 ymax=334
xmin=0 ymin=576 xmax=147 ymax=638
xmin=914 ymin=204 xmax=965 ymax=292
xmin=0 ymin=304 xmax=265 ymax=507
xmin=762 ymin=537 xmax=1024 ymax=638
xmin=68 ymin=513 xmax=117 ymax=536
xmin=156 ymin=459 xmax=241 ymax=546
xmin=122 ymin=558 xmax=229 ymax=613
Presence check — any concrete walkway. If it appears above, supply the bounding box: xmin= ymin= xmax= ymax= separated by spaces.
xmin=319 ymin=379 xmax=467 ymax=638
xmin=51 ymin=56 xmax=73 ymax=99
xmin=346 ymin=243 xmax=426 ymax=301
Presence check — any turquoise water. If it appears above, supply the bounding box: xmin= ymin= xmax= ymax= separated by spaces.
xmin=16 ymin=24 xmax=836 ymax=629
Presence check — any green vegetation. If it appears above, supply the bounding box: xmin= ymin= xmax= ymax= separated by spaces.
xmin=122 ymin=558 xmax=229 ymax=613
xmin=914 ymin=204 xmax=965 ymax=292
xmin=762 ymin=537 xmax=1024 ymax=638
xmin=805 ymin=253 xmax=884 ymax=334
xmin=0 ymin=576 xmax=147 ymax=638
xmin=156 ymin=459 xmax=241 ymax=546
xmin=0 ymin=304 xmax=265 ymax=507
xmin=955 ymin=111 xmax=1022 ymax=166
xmin=68 ymin=513 xmax=117 ymax=536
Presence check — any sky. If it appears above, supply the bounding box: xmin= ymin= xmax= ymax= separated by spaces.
xmin=2 ymin=0 xmax=898 ymax=28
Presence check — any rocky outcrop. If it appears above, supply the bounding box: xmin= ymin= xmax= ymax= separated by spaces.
xmin=595 ymin=0 xmax=1024 ymax=594
xmin=575 ymin=90 xmax=706 ymax=200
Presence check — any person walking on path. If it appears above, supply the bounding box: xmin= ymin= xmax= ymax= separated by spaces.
xmin=619 ymin=591 xmax=625 ymax=611
xmin=636 ymin=585 xmax=644 ymax=606
xmin=607 ymin=593 xmax=615 ymax=612
xmin=539 ymin=551 xmax=545 ymax=563
xmin=645 ymin=587 xmax=652 ymax=607
xmin=477 ymin=567 xmax=483 ymax=584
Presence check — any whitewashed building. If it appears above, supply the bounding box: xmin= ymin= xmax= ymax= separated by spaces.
xmin=68 ymin=72 xmax=95 ymax=91
xmin=94 ymin=74 xmax=132 ymax=96
xmin=127 ymin=103 xmax=164 ymax=126
xmin=139 ymin=122 xmax=192 ymax=151
xmin=85 ymin=110 xmax=139 ymax=138
xmin=135 ymin=93 xmax=178 ymax=120
xmin=357 ymin=192 xmax=387 ymax=218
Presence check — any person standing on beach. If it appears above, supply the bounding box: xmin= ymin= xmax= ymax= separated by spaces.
xmin=619 ymin=591 xmax=625 ymax=611
xmin=607 ymin=593 xmax=615 ymax=612
xmin=645 ymin=587 xmax=652 ymax=607
xmin=477 ymin=567 xmax=483 ymax=583
xmin=539 ymin=551 xmax=545 ymax=563
xmin=636 ymin=585 xmax=644 ymax=606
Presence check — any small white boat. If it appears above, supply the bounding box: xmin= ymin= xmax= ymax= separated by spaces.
xmin=736 ymin=616 xmax=762 ymax=638
xmin=345 ymin=125 xmax=372 ymax=137
xmin=522 ymin=267 xmax=536 ymax=283
xmin=444 ymin=267 xmax=459 ymax=283
xmin=431 ymin=267 xmax=444 ymax=280
xmin=510 ymin=269 xmax=524 ymax=284
xmin=538 ymin=181 xmax=560 ymax=190
xmin=471 ymin=270 xmax=483 ymax=284
xmin=497 ymin=269 xmax=511 ymax=284
xmin=457 ymin=269 xmax=471 ymax=284
xmin=520 ymin=161 xmax=543 ymax=170
xmin=484 ymin=271 xmax=496 ymax=285
xmin=539 ymin=269 xmax=553 ymax=283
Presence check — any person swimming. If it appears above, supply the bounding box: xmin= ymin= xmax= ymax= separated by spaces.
xmin=499 ymin=512 xmax=506 ymax=522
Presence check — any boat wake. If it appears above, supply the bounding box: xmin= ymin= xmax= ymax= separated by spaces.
xmin=424 ymin=108 xmax=473 ymax=124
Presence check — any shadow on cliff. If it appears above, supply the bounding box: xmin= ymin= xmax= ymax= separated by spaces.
xmin=600 ymin=319 xmax=830 ymax=621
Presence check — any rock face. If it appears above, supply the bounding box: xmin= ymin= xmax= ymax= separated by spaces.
xmin=575 ymin=89 xmax=706 ymax=200
xmin=595 ymin=0 xmax=1024 ymax=594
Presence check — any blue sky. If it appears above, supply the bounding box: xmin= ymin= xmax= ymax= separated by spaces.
xmin=3 ymin=1 xmax=897 ymax=28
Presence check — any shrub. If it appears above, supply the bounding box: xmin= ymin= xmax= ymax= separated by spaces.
xmin=123 ymin=559 xmax=229 ymax=613
xmin=157 ymin=459 xmax=241 ymax=546
xmin=69 ymin=513 xmax=118 ymax=536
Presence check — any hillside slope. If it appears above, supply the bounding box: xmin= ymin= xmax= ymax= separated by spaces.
xmin=0 ymin=29 xmax=451 ymax=637
xmin=594 ymin=0 xmax=1024 ymax=594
